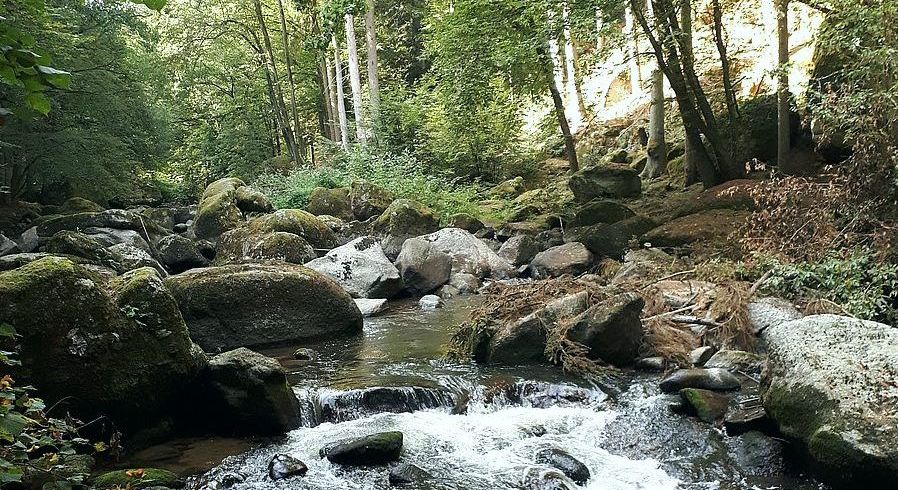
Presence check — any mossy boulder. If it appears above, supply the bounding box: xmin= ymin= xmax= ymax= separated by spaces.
xmin=200 ymin=348 xmax=300 ymax=435
xmin=307 ymin=187 xmax=353 ymax=221
xmin=680 ymin=388 xmax=730 ymax=423
xmin=350 ymin=181 xmax=394 ymax=221
xmin=0 ymin=259 xmax=205 ymax=432
xmin=216 ymin=209 xmax=337 ymax=262
xmin=165 ymin=263 xmax=362 ymax=352
xmin=201 ymin=177 xmax=245 ymax=201
xmin=568 ymin=166 xmax=641 ymax=203
xmin=246 ymin=231 xmax=316 ymax=264
xmin=57 ymin=197 xmax=103 ymax=215
xmin=564 ymin=292 xmax=644 ymax=366
xmin=564 ymin=223 xmax=630 ymax=260
xmin=35 ymin=209 xmax=167 ymax=240
xmin=194 ymin=187 xmax=243 ymax=240
xmin=673 ymin=179 xmax=760 ymax=218
xmin=572 ymin=200 xmax=636 ymax=227
xmin=761 ymin=315 xmax=898 ymax=485
xmin=44 ymin=231 xmax=121 ymax=268
xmin=92 ymin=468 xmax=182 ymax=489
xmin=371 ymin=199 xmax=439 ymax=258
xmin=157 ymin=234 xmax=210 ymax=273
xmin=489 ymin=176 xmax=525 ymax=198
xmin=447 ymin=213 xmax=484 ymax=233
xmin=642 ymin=209 xmax=750 ymax=250
xmin=235 ymin=186 xmax=273 ymax=214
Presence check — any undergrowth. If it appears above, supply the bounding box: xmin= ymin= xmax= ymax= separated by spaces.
xmin=254 ymin=147 xmax=491 ymax=222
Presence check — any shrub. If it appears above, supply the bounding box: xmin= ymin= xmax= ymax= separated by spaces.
xmin=254 ymin=147 xmax=488 ymax=222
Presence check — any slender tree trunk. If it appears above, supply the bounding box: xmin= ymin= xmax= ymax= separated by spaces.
xmin=332 ymin=36 xmax=349 ymax=149
xmin=276 ymin=0 xmax=304 ymax=162
xmin=261 ymin=52 xmax=285 ymax=157
xmin=711 ymin=0 xmax=737 ymax=124
xmin=678 ymin=0 xmax=699 ymax=186
xmin=642 ymin=69 xmax=667 ymax=179
xmin=625 ymin=6 xmax=642 ymax=95
xmin=319 ymin=58 xmax=335 ymax=140
xmin=542 ymin=44 xmax=578 ymax=172
xmin=344 ymin=13 xmax=367 ymax=144
xmin=253 ymin=0 xmax=296 ymax=161
xmin=365 ymin=1 xmax=381 ymax=122
xmin=777 ymin=0 xmax=790 ymax=167
xmin=561 ymin=2 xmax=582 ymax=129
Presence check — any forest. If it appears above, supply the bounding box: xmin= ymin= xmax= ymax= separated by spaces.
xmin=1 ymin=0 xmax=897 ymax=488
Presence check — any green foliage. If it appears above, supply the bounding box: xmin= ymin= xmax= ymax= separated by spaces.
xmin=255 ymin=145 xmax=486 ymax=221
xmin=751 ymin=252 xmax=898 ymax=325
xmin=0 ymin=324 xmax=104 ymax=489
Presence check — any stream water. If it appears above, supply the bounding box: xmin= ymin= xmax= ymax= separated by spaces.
xmin=187 ymin=297 xmax=827 ymax=490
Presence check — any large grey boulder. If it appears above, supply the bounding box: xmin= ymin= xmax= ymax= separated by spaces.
xmin=418 ymin=228 xmax=514 ymax=279
xmin=564 ymin=292 xmax=644 ymax=366
xmin=321 ymin=431 xmax=403 ymax=466
xmin=165 ymin=263 xmax=362 ymax=352
xmin=216 ymin=209 xmax=338 ymax=262
xmin=498 ymin=235 xmax=544 ymax=266
xmin=157 ymin=234 xmax=210 ymax=273
xmin=395 ymin=237 xmax=451 ymax=294
xmin=371 ymin=199 xmax=440 ymax=259
xmin=0 ymin=233 xmax=20 ymax=256
xmin=82 ymin=227 xmax=151 ymax=252
xmin=305 ymin=236 xmax=403 ymax=299
xmin=306 ymin=187 xmax=353 ymax=221
xmin=761 ymin=314 xmax=898 ymax=484
xmin=350 ymin=181 xmax=394 ymax=221
xmin=571 ymin=199 xmax=636 ymax=227
xmin=564 ymin=223 xmax=629 ymax=259
xmin=568 ymin=166 xmax=641 ymax=202
xmin=748 ymin=297 xmax=802 ymax=334
xmin=529 ymin=242 xmax=594 ymax=279
xmin=202 ymin=348 xmax=300 ymax=435
xmin=193 ymin=178 xmax=245 ymax=240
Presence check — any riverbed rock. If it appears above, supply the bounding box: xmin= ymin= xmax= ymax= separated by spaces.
xmin=690 ymin=346 xmax=716 ymax=367
xmin=223 ymin=209 xmax=338 ymax=252
xmin=498 ymin=235 xmax=543 ymax=266
xmin=0 ymin=259 xmax=205 ymax=432
xmin=747 ymin=296 xmax=802 ymax=334
xmin=268 ymin=454 xmax=308 ymax=480
xmin=305 ymin=236 xmax=403 ymax=298
xmin=535 ymin=448 xmax=590 ymax=484
xmin=44 ymin=230 xmax=121 ymax=268
xmin=564 ymin=292 xmax=643 ymax=366
xmin=372 ymin=199 xmax=440 ymax=258
xmin=82 ymin=226 xmax=152 ymax=252
xmin=245 ymin=231 xmax=316 ymax=264
xmin=680 ymin=388 xmax=730 ymax=423
xmin=319 ymin=387 xmax=454 ymax=423
xmin=395 ymin=237 xmax=451 ymax=294
xmin=529 ymin=243 xmax=594 ymax=279
xmin=58 ymin=196 xmax=104 ymax=215
xmin=165 ymin=263 xmax=362 ymax=351
xmin=568 ymin=166 xmax=641 ymax=202
xmin=389 ymin=462 xmax=432 ymax=486
xmin=489 ymin=176 xmax=525 ymax=198
xmin=307 ymin=186 xmax=353 ymax=221
xmin=572 ymin=199 xmax=636 ymax=227
xmin=0 ymin=233 xmax=19 ymax=256
xmin=487 ymin=291 xmax=590 ymax=364
xmin=659 ymin=368 xmax=741 ymax=393
xmin=234 ymin=186 xmax=273 ymax=214
xmin=419 ymin=294 xmax=443 ymax=310
xmin=419 ymin=228 xmax=515 ymax=279
xmin=355 ymin=298 xmax=389 ymax=317
xmin=705 ymin=350 xmax=765 ymax=375
xmin=194 ymin=178 xmax=245 ymax=240
xmin=321 ymin=431 xmax=404 ymax=465
xmin=35 ymin=209 xmax=166 ymax=243
xmin=108 ymin=243 xmax=167 ymax=277
xmin=351 ymin=181 xmax=395 ymax=220
xmin=448 ymin=213 xmax=484 ymax=233
xmin=157 ymin=234 xmax=209 ymax=273
xmin=642 ymin=209 xmax=750 ymax=250
xmin=761 ymin=314 xmax=898 ymax=484
xmin=203 ymin=348 xmax=300 ymax=435
xmin=564 ymin=223 xmax=629 ymax=259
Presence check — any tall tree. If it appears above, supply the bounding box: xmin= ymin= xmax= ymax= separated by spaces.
xmin=561 ymin=2 xmax=582 ymax=129
xmin=332 ymin=36 xmax=350 ymax=149
xmin=624 ymin=6 xmax=642 ymax=95
xmin=711 ymin=0 xmax=737 ymax=124
xmin=776 ymin=0 xmax=789 ymax=167
xmin=344 ymin=12 xmax=368 ymax=143
xmin=276 ymin=0 xmax=305 ymax=162
xmin=642 ymin=68 xmax=666 ymax=178
xmin=365 ymin=0 xmax=381 ymax=120
xmin=253 ymin=0 xmax=297 ymax=161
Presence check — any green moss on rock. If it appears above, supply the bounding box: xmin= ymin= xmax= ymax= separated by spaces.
xmin=92 ymin=468 xmax=181 ymax=489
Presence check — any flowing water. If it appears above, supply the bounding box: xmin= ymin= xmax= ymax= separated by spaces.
xmin=188 ymin=297 xmax=827 ymax=490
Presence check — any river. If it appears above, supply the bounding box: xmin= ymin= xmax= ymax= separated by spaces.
xmin=185 ymin=297 xmax=827 ymax=490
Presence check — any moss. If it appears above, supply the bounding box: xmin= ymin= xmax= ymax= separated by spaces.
xmin=246 ymin=232 xmax=316 ymax=264
xmin=201 ymin=177 xmax=245 ymax=200
xmin=680 ymin=388 xmax=729 ymax=423
xmin=235 ymin=186 xmax=273 ymax=214
xmin=194 ymin=190 xmax=242 ymax=239
xmin=306 ymin=186 xmax=353 ymax=220
xmin=58 ymin=197 xmax=103 ymax=215
xmin=372 ymin=199 xmax=439 ymax=237
xmin=92 ymin=468 xmax=181 ymax=489
xmin=246 ymin=209 xmax=338 ymax=249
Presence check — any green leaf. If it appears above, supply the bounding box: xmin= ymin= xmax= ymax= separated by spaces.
xmin=24 ymin=92 xmax=50 ymax=115
xmin=133 ymin=0 xmax=167 ymax=10
xmin=0 ymin=412 xmax=29 ymax=440
xmin=0 ymin=324 xmax=14 ymax=339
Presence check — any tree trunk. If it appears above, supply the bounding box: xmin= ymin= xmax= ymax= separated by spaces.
xmin=332 ymin=37 xmax=350 ymax=149
xmin=711 ymin=0 xmax=738 ymax=125
xmin=542 ymin=43 xmax=578 ymax=173
xmin=777 ymin=0 xmax=790 ymax=167
xmin=642 ymin=68 xmax=667 ymax=179
xmin=261 ymin=51 xmax=285 ymax=157
xmin=253 ymin=0 xmax=296 ymax=161
xmin=561 ymin=2 xmax=582 ymax=129
xmin=344 ymin=13 xmax=368 ymax=144
xmin=276 ymin=0 xmax=304 ymax=163
xmin=319 ymin=58 xmax=335 ymax=140
xmin=625 ymin=6 xmax=642 ymax=95
xmin=365 ymin=1 xmax=381 ymax=123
